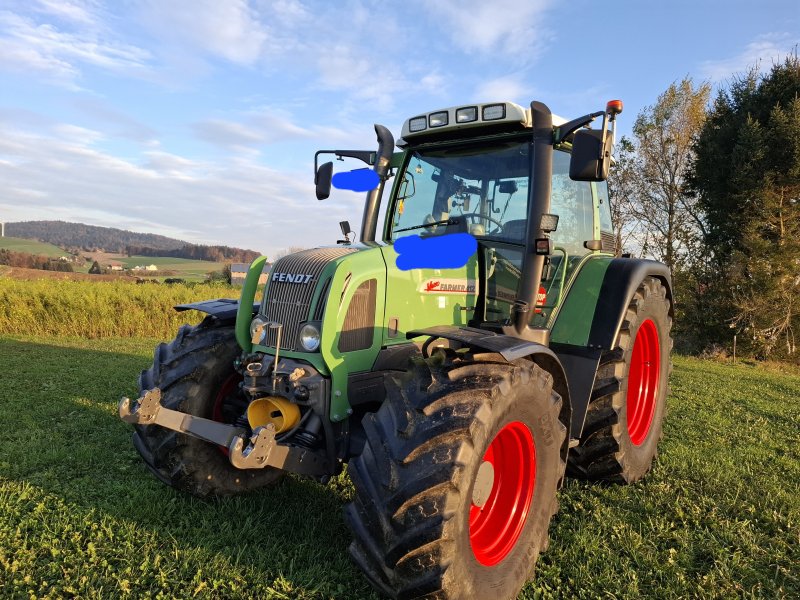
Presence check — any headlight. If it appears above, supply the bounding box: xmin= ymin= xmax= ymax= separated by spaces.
xmin=428 ymin=111 xmax=448 ymax=128
xmin=299 ymin=322 xmax=321 ymax=351
xmin=250 ymin=316 xmax=269 ymax=345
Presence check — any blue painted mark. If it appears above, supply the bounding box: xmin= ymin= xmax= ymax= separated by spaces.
xmin=395 ymin=233 xmax=477 ymax=271
xmin=331 ymin=168 xmax=380 ymax=192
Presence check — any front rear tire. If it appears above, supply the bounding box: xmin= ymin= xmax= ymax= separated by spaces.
xmin=567 ymin=276 xmax=672 ymax=483
xmin=133 ymin=318 xmax=283 ymax=497
xmin=345 ymin=352 xmax=566 ymax=599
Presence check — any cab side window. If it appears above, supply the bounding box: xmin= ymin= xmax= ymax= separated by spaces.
xmin=550 ymin=150 xmax=594 ymax=256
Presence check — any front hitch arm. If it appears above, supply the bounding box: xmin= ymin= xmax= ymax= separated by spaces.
xmin=119 ymin=388 xmax=247 ymax=448
xmin=119 ymin=389 xmax=328 ymax=476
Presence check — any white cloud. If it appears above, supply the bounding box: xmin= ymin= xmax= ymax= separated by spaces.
xmin=133 ymin=0 xmax=269 ymax=66
xmin=53 ymin=123 xmax=105 ymax=144
xmin=473 ymin=74 xmax=529 ymax=103
xmin=192 ymin=106 xmax=356 ymax=151
xmin=32 ymin=0 xmax=100 ymax=26
xmin=0 ymin=10 xmax=151 ymax=87
xmin=0 ymin=121 xmax=363 ymax=256
xmin=423 ymin=0 xmax=554 ymax=56
xmin=314 ymin=45 xmax=446 ymax=113
xmin=699 ymin=33 xmax=799 ymax=81
xmin=70 ymin=97 xmax=159 ymax=143
xmin=192 ymin=119 xmax=267 ymax=149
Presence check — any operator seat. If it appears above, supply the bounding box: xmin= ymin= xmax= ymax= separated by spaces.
xmin=500 ymin=219 xmax=527 ymax=242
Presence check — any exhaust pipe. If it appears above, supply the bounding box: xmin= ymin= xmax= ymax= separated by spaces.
xmin=360 ymin=124 xmax=395 ymax=243
xmin=512 ymin=101 xmax=553 ymax=338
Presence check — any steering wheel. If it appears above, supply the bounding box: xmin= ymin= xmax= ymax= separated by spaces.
xmin=458 ymin=212 xmax=504 ymax=235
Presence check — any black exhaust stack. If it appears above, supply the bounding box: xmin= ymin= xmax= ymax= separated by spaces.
xmin=510 ymin=101 xmax=553 ymax=340
xmin=360 ymin=124 xmax=395 ymax=243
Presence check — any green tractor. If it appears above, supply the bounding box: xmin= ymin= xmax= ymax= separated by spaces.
xmin=120 ymin=99 xmax=672 ymax=599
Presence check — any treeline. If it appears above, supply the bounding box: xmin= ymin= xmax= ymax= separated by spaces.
xmin=609 ymin=55 xmax=800 ymax=361
xmin=5 ymin=220 xmax=262 ymax=263
xmin=6 ymin=221 xmax=184 ymax=253
xmin=125 ymin=244 xmax=260 ymax=263
xmin=0 ymin=249 xmax=74 ymax=272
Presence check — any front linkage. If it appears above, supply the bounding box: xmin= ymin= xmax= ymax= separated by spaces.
xmin=120 ymin=387 xmax=328 ymax=477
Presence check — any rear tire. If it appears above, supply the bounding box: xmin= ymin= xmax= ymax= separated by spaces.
xmin=567 ymin=277 xmax=672 ymax=483
xmin=133 ymin=318 xmax=283 ymax=497
xmin=345 ymin=352 xmax=565 ymax=599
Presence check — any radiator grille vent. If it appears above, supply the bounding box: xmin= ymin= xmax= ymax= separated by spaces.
xmin=262 ymin=247 xmax=356 ymax=350
xmin=601 ymin=231 xmax=617 ymax=254
xmin=338 ymin=278 xmax=377 ymax=352
xmin=313 ymin=277 xmax=332 ymax=321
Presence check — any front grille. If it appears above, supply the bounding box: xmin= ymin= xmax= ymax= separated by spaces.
xmin=262 ymin=247 xmax=357 ymax=350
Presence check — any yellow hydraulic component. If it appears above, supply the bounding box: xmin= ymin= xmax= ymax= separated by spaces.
xmin=247 ymin=396 xmax=300 ymax=434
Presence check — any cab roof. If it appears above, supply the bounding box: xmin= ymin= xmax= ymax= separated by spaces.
xmin=399 ymin=101 xmax=567 ymax=146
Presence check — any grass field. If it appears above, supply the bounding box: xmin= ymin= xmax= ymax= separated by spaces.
xmin=0 ymin=236 xmax=73 ymax=259
xmin=0 ymin=278 xmax=238 ymax=338
xmin=0 ymin=238 xmax=226 ymax=281
xmin=114 ymin=256 xmax=226 ymax=279
xmin=0 ymin=338 xmax=797 ymax=599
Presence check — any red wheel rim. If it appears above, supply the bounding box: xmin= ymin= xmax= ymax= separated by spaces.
xmin=212 ymin=373 xmax=243 ymax=456
xmin=626 ymin=319 xmax=661 ymax=446
xmin=469 ymin=421 xmax=536 ymax=566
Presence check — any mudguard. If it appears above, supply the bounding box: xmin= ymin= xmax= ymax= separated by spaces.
xmin=407 ymin=325 xmax=572 ymax=464
xmin=550 ymin=257 xmax=673 ymax=438
xmin=588 ymin=258 xmax=672 ymax=350
xmin=174 ymin=299 xmax=259 ymax=324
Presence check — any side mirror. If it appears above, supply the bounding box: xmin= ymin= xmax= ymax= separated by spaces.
xmin=497 ymin=180 xmax=518 ymax=194
xmin=315 ymin=161 xmax=333 ymax=200
xmin=569 ymin=129 xmax=611 ymax=181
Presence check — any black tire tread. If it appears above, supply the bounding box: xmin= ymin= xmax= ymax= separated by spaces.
xmin=132 ymin=318 xmax=282 ymax=497
xmin=567 ymin=277 xmax=673 ymax=483
xmin=346 ymin=354 xmax=565 ymax=599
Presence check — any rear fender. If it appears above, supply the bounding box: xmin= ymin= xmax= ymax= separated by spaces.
xmin=406 ymin=325 xmax=571 ymax=469
xmin=587 ymin=258 xmax=672 ymax=350
xmin=550 ymin=257 xmax=673 ymax=438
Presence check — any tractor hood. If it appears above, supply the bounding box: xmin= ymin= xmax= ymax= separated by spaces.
xmin=260 ymin=246 xmax=362 ymax=351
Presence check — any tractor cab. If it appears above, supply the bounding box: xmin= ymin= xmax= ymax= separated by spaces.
xmin=383 ymin=113 xmax=613 ymax=330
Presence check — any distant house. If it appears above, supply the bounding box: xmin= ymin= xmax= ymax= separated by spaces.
xmin=107 ymin=261 xmax=124 ymax=271
xmin=231 ymin=262 xmax=271 ymax=286
xmin=132 ymin=264 xmax=158 ymax=272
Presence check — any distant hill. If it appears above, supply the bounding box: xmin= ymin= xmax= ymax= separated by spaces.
xmin=5 ymin=221 xmax=261 ymax=263
xmin=0 ymin=236 xmax=73 ymax=259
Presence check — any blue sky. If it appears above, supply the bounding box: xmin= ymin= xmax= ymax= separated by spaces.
xmin=0 ymin=0 xmax=797 ymax=257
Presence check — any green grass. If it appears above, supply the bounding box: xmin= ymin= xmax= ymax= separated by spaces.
xmin=0 ymin=340 xmax=797 ymax=599
xmin=0 ymin=236 xmax=73 ymax=258
xmin=0 ymin=278 xmax=239 ymax=339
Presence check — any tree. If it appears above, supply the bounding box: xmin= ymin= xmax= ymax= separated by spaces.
xmin=607 ymin=136 xmax=642 ymax=255
xmin=610 ymin=78 xmax=711 ymax=277
xmin=606 ymin=79 xmax=712 ymax=352
xmin=271 ymin=246 xmax=307 ymax=262
xmin=88 ymin=260 xmax=103 ymax=274
xmin=691 ymin=54 xmax=800 ymax=358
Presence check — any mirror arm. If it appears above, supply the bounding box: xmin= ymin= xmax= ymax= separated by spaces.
xmin=314 ymin=150 xmax=376 ymax=176
xmin=553 ymin=111 xmax=604 ymax=144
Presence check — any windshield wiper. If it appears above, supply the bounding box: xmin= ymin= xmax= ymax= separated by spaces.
xmin=393 ymin=218 xmax=457 ymax=234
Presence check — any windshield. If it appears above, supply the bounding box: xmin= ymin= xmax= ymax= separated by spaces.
xmin=389 ymin=139 xmax=531 ymax=242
